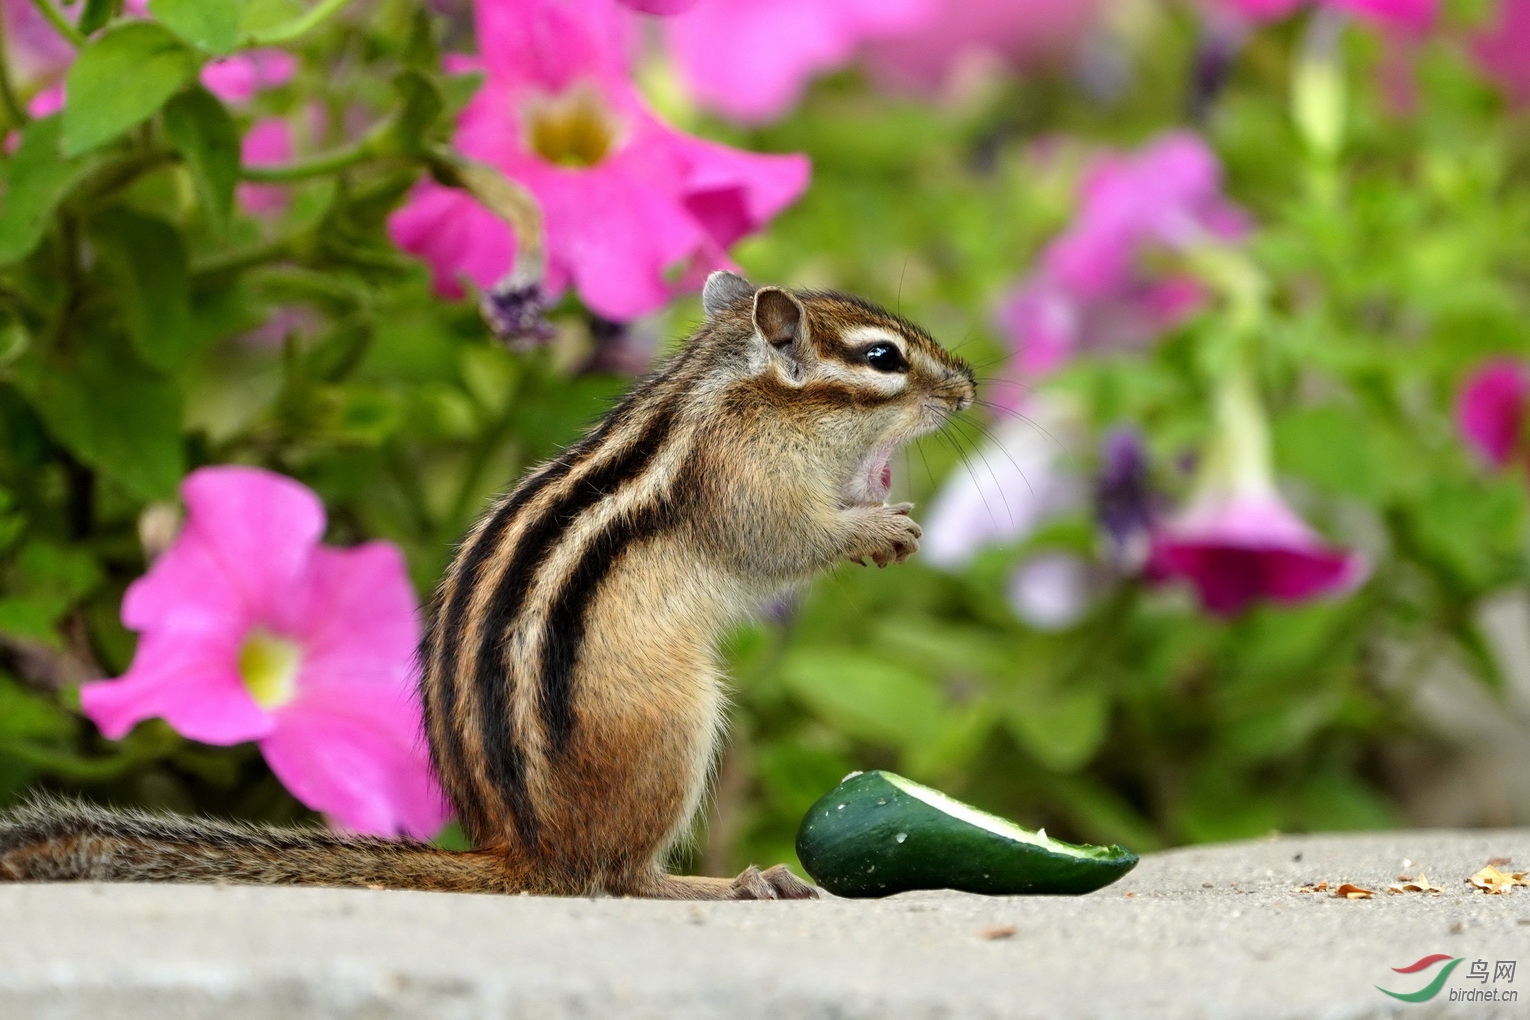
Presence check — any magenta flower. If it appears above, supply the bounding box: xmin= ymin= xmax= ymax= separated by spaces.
xmin=864 ymin=0 xmax=1103 ymax=96
xmin=80 ymin=467 xmax=448 ymax=838
xmin=237 ymin=118 xmax=292 ymax=217
xmin=200 ymin=49 xmax=298 ymax=105
xmin=661 ymin=0 xmax=934 ymax=124
xmin=1147 ymin=367 xmax=1367 ymax=616
xmin=388 ymin=0 xmax=809 ymax=321
xmin=996 ymin=132 xmax=1247 ymax=391
xmin=1472 ymin=0 xmax=1530 ymax=107
xmin=1456 ymin=359 xmax=1530 ymax=470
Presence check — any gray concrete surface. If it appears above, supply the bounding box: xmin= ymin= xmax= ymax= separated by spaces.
xmin=1 ymin=829 xmax=1528 ymax=1019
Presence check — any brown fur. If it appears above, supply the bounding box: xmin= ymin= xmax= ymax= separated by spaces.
xmin=0 ymin=275 xmax=973 ymax=899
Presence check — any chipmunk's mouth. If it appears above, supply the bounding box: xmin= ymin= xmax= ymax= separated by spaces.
xmin=843 ymin=448 xmax=894 ymax=506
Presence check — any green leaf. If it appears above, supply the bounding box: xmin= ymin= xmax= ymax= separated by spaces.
xmin=1003 ymin=683 xmax=1108 ymax=773
xmin=779 ymin=649 xmax=945 ymax=748
xmin=385 ymin=69 xmax=443 ymax=154
xmin=0 ymin=542 xmax=102 ymax=645
xmin=240 ymin=0 xmax=350 ymax=45
xmin=147 ymin=0 xmax=242 ymax=53
xmin=0 ymin=117 xmax=94 ymax=265
xmin=13 ymin=337 xmax=184 ymax=501
xmin=237 ymin=0 xmax=304 ymax=38
xmin=1273 ymin=405 xmax=1389 ymax=502
xmin=90 ymin=207 xmax=197 ymax=373
xmin=79 ymin=0 xmax=122 ymax=35
xmin=0 ymin=676 xmax=73 ymax=742
xmin=62 ymin=22 xmax=200 ymax=156
xmin=162 ymin=87 xmax=240 ymax=231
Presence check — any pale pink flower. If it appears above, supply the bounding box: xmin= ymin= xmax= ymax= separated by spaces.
xmin=996 ymin=132 xmax=1247 ymax=397
xmin=1147 ymin=368 xmax=1367 ymax=616
xmin=1006 ymin=552 xmax=1094 ymax=630
xmin=388 ymin=0 xmax=809 ymax=320
xmin=1 ymin=0 xmax=73 ymax=101
xmin=921 ymin=404 xmax=1087 ymax=570
xmin=1456 ymin=359 xmax=1530 ymax=470
xmin=864 ymin=0 xmax=1104 ymax=96
xmin=201 ymin=49 xmax=299 ymax=105
xmin=1207 ymin=0 xmax=1437 ymax=32
xmin=662 ymin=0 xmax=934 ymax=123
xmin=237 ymin=118 xmax=292 ymax=217
xmin=80 ymin=467 xmax=448 ymax=839
xmin=1471 ymin=0 xmax=1530 ymax=107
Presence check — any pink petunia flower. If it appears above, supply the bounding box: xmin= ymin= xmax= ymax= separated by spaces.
xmin=1147 ymin=367 xmax=1367 ymax=616
xmin=1472 ymin=0 xmax=1530 ymax=107
xmin=80 ymin=467 xmax=449 ymax=839
xmin=200 ymin=49 xmax=299 ymax=105
xmin=1456 ymin=358 xmax=1530 ymax=470
xmin=388 ymin=0 xmax=809 ymax=321
xmin=661 ymin=0 xmax=935 ymax=124
xmin=994 ymin=132 xmax=1248 ymax=401
xmin=236 ymin=117 xmax=292 ymax=217
xmin=864 ymin=0 xmax=1104 ymax=96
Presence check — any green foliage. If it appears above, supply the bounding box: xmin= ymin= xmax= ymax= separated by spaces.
xmin=0 ymin=0 xmax=1524 ymax=868
xmin=163 ymin=88 xmax=241 ymax=231
xmin=61 ymin=23 xmax=200 ymax=155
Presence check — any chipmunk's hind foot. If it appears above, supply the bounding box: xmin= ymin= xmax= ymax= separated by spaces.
xmin=730 ymin=864 xmax=818 ymax=900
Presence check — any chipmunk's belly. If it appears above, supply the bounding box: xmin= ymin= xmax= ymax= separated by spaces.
xmin=547 ymin=536 xmax=736 ymax=867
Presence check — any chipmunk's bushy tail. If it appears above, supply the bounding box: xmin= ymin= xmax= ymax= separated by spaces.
xmin=0 ymin=796 xmax=519 ymax=893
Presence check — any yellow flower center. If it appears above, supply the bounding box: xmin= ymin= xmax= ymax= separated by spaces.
xmin=524 ymin=81 xmax=620 ymax=169
xmin=238 ymin=629 xmax=302 ymax=710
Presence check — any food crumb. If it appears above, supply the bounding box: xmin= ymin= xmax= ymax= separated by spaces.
xmin=979 ymin=925 xmax=1018 ymax=940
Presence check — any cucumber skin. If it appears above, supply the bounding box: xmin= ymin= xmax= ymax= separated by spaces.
xmin=795 ymin=771 xmax=1138 ymax=898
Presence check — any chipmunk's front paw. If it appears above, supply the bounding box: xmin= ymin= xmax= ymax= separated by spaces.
xmin=730 ymin=864 xmax=819 ymax=900
xmin=843 ymin=502 xmax=921 ymax=568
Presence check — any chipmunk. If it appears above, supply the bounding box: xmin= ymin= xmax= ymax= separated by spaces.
xmin=0 ymin=273 xmax=975 ymax=899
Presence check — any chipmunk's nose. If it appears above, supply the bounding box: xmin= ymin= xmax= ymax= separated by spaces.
xmin=949 ymin=366 xmax=976 ymax=412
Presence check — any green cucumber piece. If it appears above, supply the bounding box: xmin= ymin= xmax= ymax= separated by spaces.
xmin=795 ymin=770 xmax=1138 ymax=897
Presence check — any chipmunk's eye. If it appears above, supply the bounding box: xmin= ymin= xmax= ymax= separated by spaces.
xmin=864 ymin=343 xmax=908 ymax=373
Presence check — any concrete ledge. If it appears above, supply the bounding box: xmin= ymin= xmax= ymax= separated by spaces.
xmin=2 ymin=829 xmax=1527 ymax=1019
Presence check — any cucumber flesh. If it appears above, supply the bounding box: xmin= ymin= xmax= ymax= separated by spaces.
xmin=882 ymin=773 xmax=1093 ymax=859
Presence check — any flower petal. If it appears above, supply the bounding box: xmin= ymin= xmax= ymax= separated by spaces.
xmin=80 ymin=630 xmax=274 ymax=743
xmin=1149 ymin=539 xmax=1366 ymax=616
xmin=922 ymin=407 xmax=1086 ymax=567
xmin=176 ymin=466 xmax=324 ymax=624
xmin=664 ymin=0 xmax=934 ymax=123
xmin=260 ymin=706 xmax=449 ymax=839
xmin=200 ymin=49 xmax=298 ymax=105
xmin=1148 ymin=492 xmax=1369 ymax=615
xmin=284 ymin=543 xmax=421 ymax=689
xmin=388 ymin=179 xmax=517 ymax=300
xmin=237 ymin=118 xmax=293 ymax=217
xmin=1456 ymin=358 xmax=1529 ymax=469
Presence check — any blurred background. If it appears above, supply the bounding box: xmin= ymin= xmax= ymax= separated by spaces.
xmin=2 ymin=0 xmax=1529 ymax=875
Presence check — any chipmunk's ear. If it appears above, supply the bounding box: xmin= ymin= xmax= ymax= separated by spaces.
xmin=752 ymin=286 xmax=806 ymax=346
xmin=753 ymin=286 xmax=813 ymax=381
xmin=702 ymin=271 xmax=754 ymax=318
